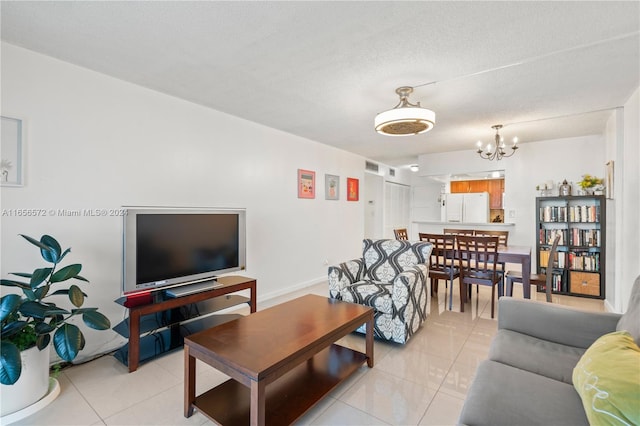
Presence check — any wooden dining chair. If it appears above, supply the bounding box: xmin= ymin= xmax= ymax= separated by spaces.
xmin=474 ymin=230 xmax=509 ymax=286
xmin=443 ymin=228 xmax=475 ymax=236
xmin=419 ymin=233 xmax=459 ymax=310
xmin=456 ymin=235 xmax=501 ymax=318
xmin=505 ymin=234 xmax=560 ymax=303
xmin=473 ymin=230 xmax=508 ymax=246
xmin=393 ymin=228 xmax=409 ymax=240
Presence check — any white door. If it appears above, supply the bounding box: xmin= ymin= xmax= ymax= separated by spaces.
xmin=384 ymin=181 xmax=411 ymax=239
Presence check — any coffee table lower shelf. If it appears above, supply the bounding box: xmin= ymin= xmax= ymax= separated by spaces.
xmin=192 ymin=343 xmax=367 ymax=425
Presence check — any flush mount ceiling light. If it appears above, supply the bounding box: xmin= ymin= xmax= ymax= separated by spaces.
xmin=476 ymin=124 xmax=519 ymax=161
xmin=374 ymin=87 xmax=436 ymax=136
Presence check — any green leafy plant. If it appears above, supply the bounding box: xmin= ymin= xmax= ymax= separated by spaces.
xmin=0 ymin=234 xmax=111 ymax=385
xmin=579 ymin=174 xmax=604 ymax=189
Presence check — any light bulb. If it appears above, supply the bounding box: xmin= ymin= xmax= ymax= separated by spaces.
xmin=512 ymin=136 xmax=518 ymax=145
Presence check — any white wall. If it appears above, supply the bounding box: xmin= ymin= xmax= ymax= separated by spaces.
xmin=609 ymin=87 xmax=640 ymax=312
xmin=0 ymin=43 xmax=366 ymax=361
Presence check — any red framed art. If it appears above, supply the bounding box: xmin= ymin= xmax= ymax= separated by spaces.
xmin=347 ymin=177 xmax=359 ymax=201
xmin=298 ymin=169 xmax=315 ymax=199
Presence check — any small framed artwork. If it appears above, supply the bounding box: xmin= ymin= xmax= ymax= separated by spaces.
xmin=606 ymin=160 xmax=614 ymax=199
xmin=347 ymin=177 xmax=359 ymax=201
xmin=1 ymin=116 xmax=24 ymax=187
xmin=325 ymin=174 xmax=339 ymax=200
xmin=298 ymin=169 xmax=315 ymax=199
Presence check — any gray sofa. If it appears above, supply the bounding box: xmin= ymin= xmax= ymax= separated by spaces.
xmin=458 ymin=276 xmax=640 ymax=425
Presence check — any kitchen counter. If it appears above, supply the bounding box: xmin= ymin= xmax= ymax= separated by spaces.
xmin=413 ymin=221 xmax=514 ymax=227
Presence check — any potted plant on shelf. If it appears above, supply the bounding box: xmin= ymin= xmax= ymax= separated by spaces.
xmin=0 ymin=234 xmax=111 ymax=417
xmin=578 ymin=174 xmax=604 ymax=195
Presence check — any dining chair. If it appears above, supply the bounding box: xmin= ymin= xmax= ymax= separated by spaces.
xmin=393 ymin=228 xmax=409 ymax=240
xmin=473 ymin=230 xmax=509 ymax=287
xmin=456 ymin=235 xmax=501 ymax=318
xmin=473 ymin=230 xmax=508 ymax=246
xmin=419 ymin=233 xmax=459 ymax=310
xmin=443 ymin=228 xmax=475 ymax=236
xmin=505 ymin=234 xmax=561 ymax=303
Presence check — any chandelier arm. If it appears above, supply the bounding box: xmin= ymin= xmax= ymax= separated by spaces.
xmin=500 ymin=146 xmax=519 ymax=158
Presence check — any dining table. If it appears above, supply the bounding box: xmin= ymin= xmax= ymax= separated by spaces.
xmin=434 ymin=242 xmax=533 ymax=299
xmin=496 ymin=245 xmax=533 ymax=298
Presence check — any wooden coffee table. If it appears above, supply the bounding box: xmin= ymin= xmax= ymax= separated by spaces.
xmin=183 ymin=294 xmax=374 ymax=425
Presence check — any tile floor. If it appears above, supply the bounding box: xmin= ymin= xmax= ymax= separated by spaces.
xmin=11 ymin=281 xmax=604 ymax=426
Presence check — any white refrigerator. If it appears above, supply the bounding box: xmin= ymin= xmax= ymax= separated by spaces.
xmin=441 ymin=193 xmax=490 ymax=223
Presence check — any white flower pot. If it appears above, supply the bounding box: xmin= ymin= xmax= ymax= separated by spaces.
xmin=0 ymin=345 xmax=50 ymax=417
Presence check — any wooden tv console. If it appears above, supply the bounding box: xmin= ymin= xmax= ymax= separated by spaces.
xmin=113 ymin=275 xmax=256 ymax=372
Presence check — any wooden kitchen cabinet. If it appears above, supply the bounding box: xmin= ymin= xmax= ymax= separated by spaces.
xmin=451 ymin=178 xmax=504 ymax=209
xmin=450 ymin=181 xmax=469 ymax=193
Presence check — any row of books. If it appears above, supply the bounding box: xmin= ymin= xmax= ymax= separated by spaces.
xmin=538 ymin=250 xmax=600 ymax=272
xmin=538 ymin=229 xmax=601 ymax=247
xmin=539 ymin=249 xmax=566 ymax=268
xmin=570 ymin=228 xmax=601 ymax=247
xmin=568 ymin=252 xmax=600 ymax=272
xmin=539 ymin=229 xmax=568 ymax=245
xmin=539 ymin=205 xmax=601 ymax=223
xmin=536 ymin=272 xmax=566 ymax=293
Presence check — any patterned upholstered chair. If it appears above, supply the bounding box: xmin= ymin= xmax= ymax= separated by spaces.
xmin=328 ymin=239 xmax=432 ymax=344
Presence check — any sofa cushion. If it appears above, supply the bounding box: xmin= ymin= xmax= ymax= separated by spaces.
xmin=616 ymin=275 xmax=640 ymax=346
xmin=573 ymin=331 xmax=640 ymax=426
xmin=458 ymin=360 xmax=588 ymax=426
xmin=489 ymin=329 xmax=585 ymax=384
xmin=340 ymin=281 xmax=394 ymax=314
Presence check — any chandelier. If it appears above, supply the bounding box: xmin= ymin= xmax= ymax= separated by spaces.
xmin=374 ymin=87 xmax=436 ymax=136
xmin=476 ymin=124 xmax=519 ymax=161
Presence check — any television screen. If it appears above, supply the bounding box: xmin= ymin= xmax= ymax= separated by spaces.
xmin=122 ymin=208 xmax=246 ymax=295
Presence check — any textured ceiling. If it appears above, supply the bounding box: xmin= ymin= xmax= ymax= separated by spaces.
xmin=1 ymin=1 xmax=638 ymax=166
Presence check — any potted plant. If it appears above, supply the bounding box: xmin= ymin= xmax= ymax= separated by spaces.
xmin=1 ymin=234 xmax=110 ymax=416
xmin=578 ymin=174 xmax=604 ymax=195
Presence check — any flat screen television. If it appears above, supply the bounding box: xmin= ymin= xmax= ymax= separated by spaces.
xmin=122 ymin=207 xmax=246 ymax=296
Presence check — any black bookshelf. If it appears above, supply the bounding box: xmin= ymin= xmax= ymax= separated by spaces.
xmin=535 ymin=195 xmax=605 ymax=299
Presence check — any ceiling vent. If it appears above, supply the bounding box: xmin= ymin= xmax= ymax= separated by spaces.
xmin=365 ymin=161 xmax=379 ymax=173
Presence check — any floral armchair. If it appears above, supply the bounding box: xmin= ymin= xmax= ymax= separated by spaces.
xmin=328 ymin=239 xmax=432 ymax=344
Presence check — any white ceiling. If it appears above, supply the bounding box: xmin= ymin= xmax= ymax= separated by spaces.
xmin=1 ymin=1 xmax=638 ymax=166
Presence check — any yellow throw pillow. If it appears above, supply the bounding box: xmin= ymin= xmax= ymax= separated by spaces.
xmin=573 ymin=331 xmax=640 ymax=426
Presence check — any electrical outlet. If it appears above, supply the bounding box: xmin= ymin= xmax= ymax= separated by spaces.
xmin=509 ymin=209 xmax=516 ymax=218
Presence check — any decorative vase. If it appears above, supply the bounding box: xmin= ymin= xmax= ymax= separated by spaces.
xmin=0 ymin=345 xmax=50 ymax=417
xmin=559 ymin=180 xmax=571 ymax=197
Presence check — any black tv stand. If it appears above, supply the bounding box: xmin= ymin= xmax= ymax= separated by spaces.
xmin=113 ymin=275 xmax=256 ymax=372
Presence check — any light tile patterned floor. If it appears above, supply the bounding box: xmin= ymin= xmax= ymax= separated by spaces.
xmin=11 ymin=281 xmax=603 ymax=425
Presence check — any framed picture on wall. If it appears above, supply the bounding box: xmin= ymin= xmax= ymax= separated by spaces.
xmin=347 ymin=177 xmax=359 ymax=201
xmin=1 ymin=116 xmax=24 ymax=187
xmin=298 ymin=169 xmax=315 ymax=199
xmin=325 ymin=174 xmax=339 ymax=200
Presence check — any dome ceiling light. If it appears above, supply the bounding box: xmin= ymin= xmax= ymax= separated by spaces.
xmin=374 ymin=87 xmax=436 ymax=136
